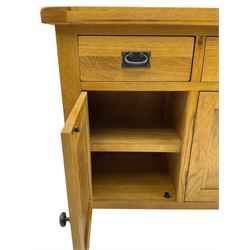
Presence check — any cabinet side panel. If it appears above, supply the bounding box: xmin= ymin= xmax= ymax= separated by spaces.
xmin=56 ymin=25 xmax=80 ymax=120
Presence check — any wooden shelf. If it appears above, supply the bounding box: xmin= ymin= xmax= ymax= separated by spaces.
xmin=92 ymin=153 xmax=176 ymax=203
xmin=90 ymin=121 xmax=182 ymax=153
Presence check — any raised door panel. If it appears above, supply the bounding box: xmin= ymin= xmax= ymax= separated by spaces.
xmin=61 ymin=92 xmax=92 ymax=250
xmin=185 ymin=92 xmax=219 ymax=202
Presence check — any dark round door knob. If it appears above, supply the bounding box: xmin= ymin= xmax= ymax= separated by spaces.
xmin=59 ymin=212 xmax=70 ymax=227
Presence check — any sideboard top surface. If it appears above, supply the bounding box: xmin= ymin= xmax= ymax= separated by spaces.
xmin=41 ymin=7 xmax=219 ymax=26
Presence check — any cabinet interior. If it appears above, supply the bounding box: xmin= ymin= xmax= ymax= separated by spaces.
xmin=92 ymin=152 xmax=176 ymax=202
xmin=88 ymin=91 xmax=189 ymax=202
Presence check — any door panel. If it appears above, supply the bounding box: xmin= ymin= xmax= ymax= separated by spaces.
xmin=61 ymin=92 xmax=92 ymax=250
xmin=185 ymin=92 xmax=219 ymax=202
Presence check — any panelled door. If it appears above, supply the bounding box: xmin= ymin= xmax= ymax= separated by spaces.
xmin=185 ymin=92 xmax=219 ymax=202
xmin=61 ymin=92 xmax=92 ymax=250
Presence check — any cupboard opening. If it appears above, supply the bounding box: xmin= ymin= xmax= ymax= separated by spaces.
xmin=87 ymin=91 xmax=189 ymax=202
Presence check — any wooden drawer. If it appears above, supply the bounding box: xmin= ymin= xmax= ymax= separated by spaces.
xmin=78 ymin=36 xmax=194 ymax=82
xmin=202 ymin=37 xmax=219 ymax=81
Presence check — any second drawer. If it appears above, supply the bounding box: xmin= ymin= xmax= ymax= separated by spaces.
xmin=78 ymin=36 xmax=194 ymax=82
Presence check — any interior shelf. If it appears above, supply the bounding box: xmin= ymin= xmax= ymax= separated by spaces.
xmin=91 ymin=120 xmax=181 ymax=152
xmin=92 ymin=153 xmax=176 ymax=202
xmin=88 ymin=91 xmax=188 ymax=153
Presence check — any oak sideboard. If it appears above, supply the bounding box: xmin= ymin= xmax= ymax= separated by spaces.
xmin=41 ymin=7 xmax=219 ymax=250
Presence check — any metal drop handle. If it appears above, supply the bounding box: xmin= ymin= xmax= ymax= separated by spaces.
xmin=124 ymin=52 xmax=149 ymax=65
xmin=122 ymin=51 xmax=151 ymax=68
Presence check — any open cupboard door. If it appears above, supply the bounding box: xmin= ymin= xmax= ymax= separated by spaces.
xmin=61 ymin=92 xmax=92 ymax=250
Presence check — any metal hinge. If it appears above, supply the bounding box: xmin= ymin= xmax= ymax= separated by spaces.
xmin=72 ymin=126 xmax=80 ymax=133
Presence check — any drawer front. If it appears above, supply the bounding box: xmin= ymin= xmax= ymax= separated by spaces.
xmin=202 ymin=37 xmax=219 ymax=82
xmin=78 ymin=36 xmax=194 ymax=82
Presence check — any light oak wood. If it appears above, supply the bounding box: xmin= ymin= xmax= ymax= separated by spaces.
xmin=88 ymin=92 xmax=188 ymax=153
xmin=41 ymin=7 xmax=218 ymax=26
xmin=191 ymin=36 xmax=206 ymax=81
xmin=87 ymin=91 xmax=191 ymax=201
xmin=61 ymin=92 xmax=92 ymax=250
xmin=78 ymin=36 xmax=194 ymax=82
xmin=170 ymin=36 xmax=207 ymax=202
xmin=164 ymin=92 xmax=188 ymax=198
xmin=93 ymin=200 xmax=218 ymax=209
xmin=185 ymin=92 xmax=219 ymax=202
xmin=91 ymin=126 xmax=181 ymax=152
xmin=92 ymin=153 xmax=176 ymax=202
xmin=167 ymin=92 xmax=199 ymax=202
xmin=202 ymin=37 xmax=219 ymax=81
xmin=85 ymin=203 xmax=92 ymax=250
xmin=75 ymin=24 xmax=218 ymax=36
xmin=41 ymin=7 xmax=220 ymax=249
xmin=88 ymin=91 xmax=170 ymax=119
xmin=165 ymin=36 xmax=207 ymax=202
xmin=81 ymin=81 xmax=219 ymax=91
xmin=56 ymin=26 xmax=81 ymax=120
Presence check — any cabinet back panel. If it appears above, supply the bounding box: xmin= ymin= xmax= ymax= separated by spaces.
xmin=88 ymin=91 xmax=169 ymax=119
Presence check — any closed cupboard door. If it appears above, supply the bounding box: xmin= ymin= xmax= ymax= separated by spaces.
xmin=61 ymin=92 xmax=92 ymax=250
xmin=185 ymin=92 xmax=219 ymax=202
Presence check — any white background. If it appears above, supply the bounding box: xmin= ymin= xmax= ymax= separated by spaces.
xmin=0 ymin=1 xmax=249 ymax=249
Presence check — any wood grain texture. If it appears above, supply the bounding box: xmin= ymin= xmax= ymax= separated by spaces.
xmin=85 ymin=203 xmax=92 ymax=250
xmin=91 ymin=127 xmax=181 ymax=152
xmin=61 ymin=92 xmax=92 ymax=250
xmin=80 ymin=81 xmax=218 ymax=91
xmin=185 ymin=92 xmax=219 ymax=202
xmin=167 ymin=92 xmax=199 ymax=202
xmin=75 ymin=24 xmax=219 ymax=36
xmin=41 ymin=7 xmax=218 ymax=26
xmin=165 ymin=92 xmax=189 ymax=196
xmin=93 ymin=200 xmax=218 ymax=209
xmin=92 ymin=153 xmax=176 ymax=202
xmin=56 ymin=26 xmax=81 ymax=120
xmin=191 ymin=36 xmax=206 ymax=81
xmin=41 ymin=7 xmax=220 ymax=248
xmin=202 ymin=37 xmax=219 ymax=81
xmin=88 ymin=91 xmax=170 ymax=120
xmin=79 ymin=36 xmax=194 ymax=82
xmin=169 ymin=35 xmax=208 ymax=202
xmin=88 ymin=92 xmax=182 ymax=152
